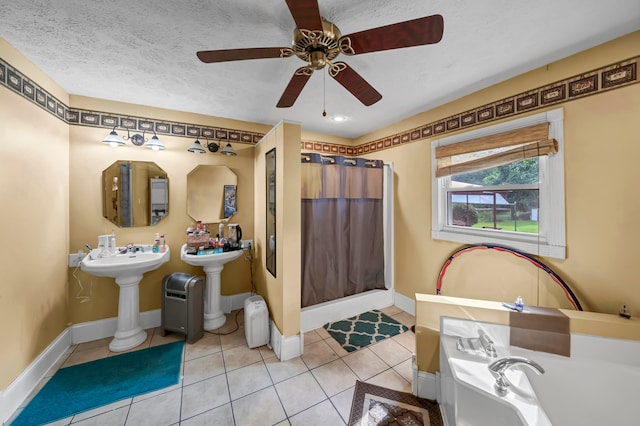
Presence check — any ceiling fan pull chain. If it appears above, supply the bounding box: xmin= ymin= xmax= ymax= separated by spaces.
xmin=322 ymin=70 xmax=327 ymax=117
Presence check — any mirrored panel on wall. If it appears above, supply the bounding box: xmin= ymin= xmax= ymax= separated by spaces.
xmin=187 ymin=165 xmax=238 ymax=223
xmin=266 ymin=148 xmax=276 ymax=277
xmin=102 ymin=161 xmax=169 ymax=227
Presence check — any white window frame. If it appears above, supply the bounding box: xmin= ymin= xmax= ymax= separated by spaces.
xmin=431 ymin=108 xmax=566 ymax=259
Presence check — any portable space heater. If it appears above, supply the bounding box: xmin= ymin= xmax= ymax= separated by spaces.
xmin=244 ymin=295 xmax=269 ymax=348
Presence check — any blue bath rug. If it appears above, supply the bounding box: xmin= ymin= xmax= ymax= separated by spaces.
xmin=324 ymin=310 xmax=409 ymax=352
xmin=12 ymin=340 xmax=184 ymax=425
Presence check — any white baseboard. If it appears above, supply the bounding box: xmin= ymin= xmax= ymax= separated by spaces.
xmin=221 ymin=292 xmax=253 ymax=313
xmin=300 ymin=289 xmax=394 ymax=332
xmin=1 ymin=329 xmax=71 ymax=425
xmin=70 ymin=309 xmax=161 ymax=344
xmin=412 ymin=359 xmax=439 ymax=400
xmin=393 ymin=291 xmax=415 ymax=316
xmin=269 ymin=320 xmax=303 ymax=362
xmin=2 ymin=309 xmax=164 ymax=424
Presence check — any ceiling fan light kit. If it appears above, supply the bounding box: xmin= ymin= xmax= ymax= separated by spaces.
xmin=196 ymin=0 xmax=443 ymax=108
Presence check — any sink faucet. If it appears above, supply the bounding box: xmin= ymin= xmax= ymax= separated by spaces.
xmin=488 ymin=356 xmax=545 ymax=396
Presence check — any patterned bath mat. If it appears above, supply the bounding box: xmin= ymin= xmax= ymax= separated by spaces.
xmin=323 ymin=310 xmax=409 ymax=352
xmin=348 ymin=380 xmax=443 ymax=426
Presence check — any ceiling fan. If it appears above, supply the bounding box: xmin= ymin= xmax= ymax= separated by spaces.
xmin=196 ymin=0 xmax=444 ymax=108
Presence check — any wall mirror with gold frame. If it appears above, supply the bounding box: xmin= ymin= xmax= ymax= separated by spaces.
xmin=187 ymin=165 xmax=238 ymax=223
xmin=102 ymin=160 xmax=169 ymax=227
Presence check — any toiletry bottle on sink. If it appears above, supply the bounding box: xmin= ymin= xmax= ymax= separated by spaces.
xmin=153 ymin=233 xmax=160 ymax=253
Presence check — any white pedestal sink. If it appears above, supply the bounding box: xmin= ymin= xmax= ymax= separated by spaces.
xmin=81 ymin=246 xmax=170 ymax=352
xmin=180 ymin=244 xmax=243 ymax=330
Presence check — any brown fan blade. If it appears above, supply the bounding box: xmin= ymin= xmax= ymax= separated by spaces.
xmin=277 ymin=67 xmax=313 ymax=108
xmin=329 ymin=62 xmax=382 ymax=106
xmin=197 ymin=47 xmax=286 ymax=63
xmin=339 ymin=14 xmax=444 ymax=55
xmin=285 ymin=0 xmax=323 ymax=31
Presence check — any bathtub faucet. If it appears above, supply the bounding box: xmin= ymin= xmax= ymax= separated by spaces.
xmin=488 ymin=356 xmax=545 ymax=396
xmin=478 ymin=329 xmax=497 ymax=357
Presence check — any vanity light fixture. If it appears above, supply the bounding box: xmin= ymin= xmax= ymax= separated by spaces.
xmin=144 ymin=132 xmax=165 ymax=151
xmin=207 ymin=141 xmax=220 ymax=153
xmin=188 ymin=138 xmax=228 ymax=155
xmin=101 ymin=127 xmax=164 ymax=150
xmin=187 ymin=139 xmax=206 ymax=154
xmin=102 ymin=127 xmax=126 ymax=147
xmin=220 ymin=143 xmax=237 ymax=156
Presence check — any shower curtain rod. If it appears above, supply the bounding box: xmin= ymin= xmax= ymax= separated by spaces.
xmin=301 ymin=154 xmax=380 ymax=167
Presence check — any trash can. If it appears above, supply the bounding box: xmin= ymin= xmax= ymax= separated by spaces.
xmin=244 ymin=295 xmax=269 ymax=348
xmin=161 ymin=272 xmax=204 ymax=344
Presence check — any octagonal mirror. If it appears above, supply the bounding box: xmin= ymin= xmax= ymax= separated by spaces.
xmin=102 ymin=160 xmax=169 ymax=227
xmin=187 ymin=165 xmax=237 ymax=223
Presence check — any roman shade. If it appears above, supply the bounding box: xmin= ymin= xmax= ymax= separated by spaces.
xmin=435 ymin=122 xmax=557 ymax=178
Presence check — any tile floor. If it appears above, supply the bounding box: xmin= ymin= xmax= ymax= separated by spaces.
xmin=12 ymin=306 xmax=416 ymax=426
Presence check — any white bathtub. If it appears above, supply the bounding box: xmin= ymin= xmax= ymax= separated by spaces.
xmin=439 ymin=318 xmax=640 ymax=426
xmin=511 ymin=334 xmax=640 ymax=425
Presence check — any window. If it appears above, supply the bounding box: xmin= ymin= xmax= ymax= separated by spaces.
xmin=431 ymin=108 xmax=566 ymax=259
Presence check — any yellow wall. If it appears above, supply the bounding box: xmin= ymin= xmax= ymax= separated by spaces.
xmin=67 ymin=98 xmax=260 ymax=324
xmin=0 ymin=40 xmax=70 ymax=389
xmin=360 ymin=31 xmax=640 ymax=316
xmin=253 ymin=122 xmax=302 ymax=338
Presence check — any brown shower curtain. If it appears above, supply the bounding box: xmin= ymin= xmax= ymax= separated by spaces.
xmin=301 ymin=154 xmax=385 ymax=308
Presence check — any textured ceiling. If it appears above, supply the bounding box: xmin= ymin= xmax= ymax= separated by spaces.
xmin=1 ymin=0 xmax=639 ymax=138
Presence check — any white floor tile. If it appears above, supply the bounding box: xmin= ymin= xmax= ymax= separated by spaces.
xmin=180 ymin=403 xmax=235 ymax=425
xmin=367 ymin=335 xmax=413 ymax=367
xmin=289 ymin=399 xmax=346 ymax=426
xmin=274 ymin=371 xmax=326 ymax=417
xmin=330 ymin=385 xmax=355 ymax=424
xmin=17 ymin=306 xmax=417 ymax=426
xmin=226 ymin=361 xmax=273 ymax=400
xmin=231 ymin=386 xmax=287 ymax=426
xmin=265 ymin=356 xmax=309 ymax=384
xmin=181 ymin=374 xmax=231 ymax=419
xmin=125 ymin=388 xmax=181 ymax=425
xmin=311 ymin=359 xmax=359 ymax=397
xmin=342 ymin=347 xmax=388 ymax=380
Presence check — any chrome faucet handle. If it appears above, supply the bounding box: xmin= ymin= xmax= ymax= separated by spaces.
xmin=488 ymin=356 xmax=545 ymax=396
xmin=478 ymin=329 xmax=497 ymax=357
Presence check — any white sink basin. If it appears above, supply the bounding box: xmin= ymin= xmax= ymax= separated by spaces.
xmin=81 ymin=247 xmax=170 ymax=278
xmin=180 ymin=246 xmax=243 ymax=268
xmin=180 ymin=244 xmax=243 ymax=330
xmin=80 ymin=246 xmax=170 ymax=352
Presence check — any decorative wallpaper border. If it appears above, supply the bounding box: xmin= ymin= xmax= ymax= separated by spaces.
xmin=0 ymin=57 xmax=264 ymax=145
xmin=300 ymin=56 xmax=638 ymax=156
xmin=2 ymin=55 xmax=637 ymax=154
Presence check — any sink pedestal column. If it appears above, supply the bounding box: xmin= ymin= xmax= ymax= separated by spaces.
xmin=111 ymin=274 xmax=147 ymax=351
xmin=203 ymin=264 xmax=226 ymax=330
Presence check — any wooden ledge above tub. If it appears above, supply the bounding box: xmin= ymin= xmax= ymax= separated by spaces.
xmin=509 ymin=306 xmax=570 ymax=357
